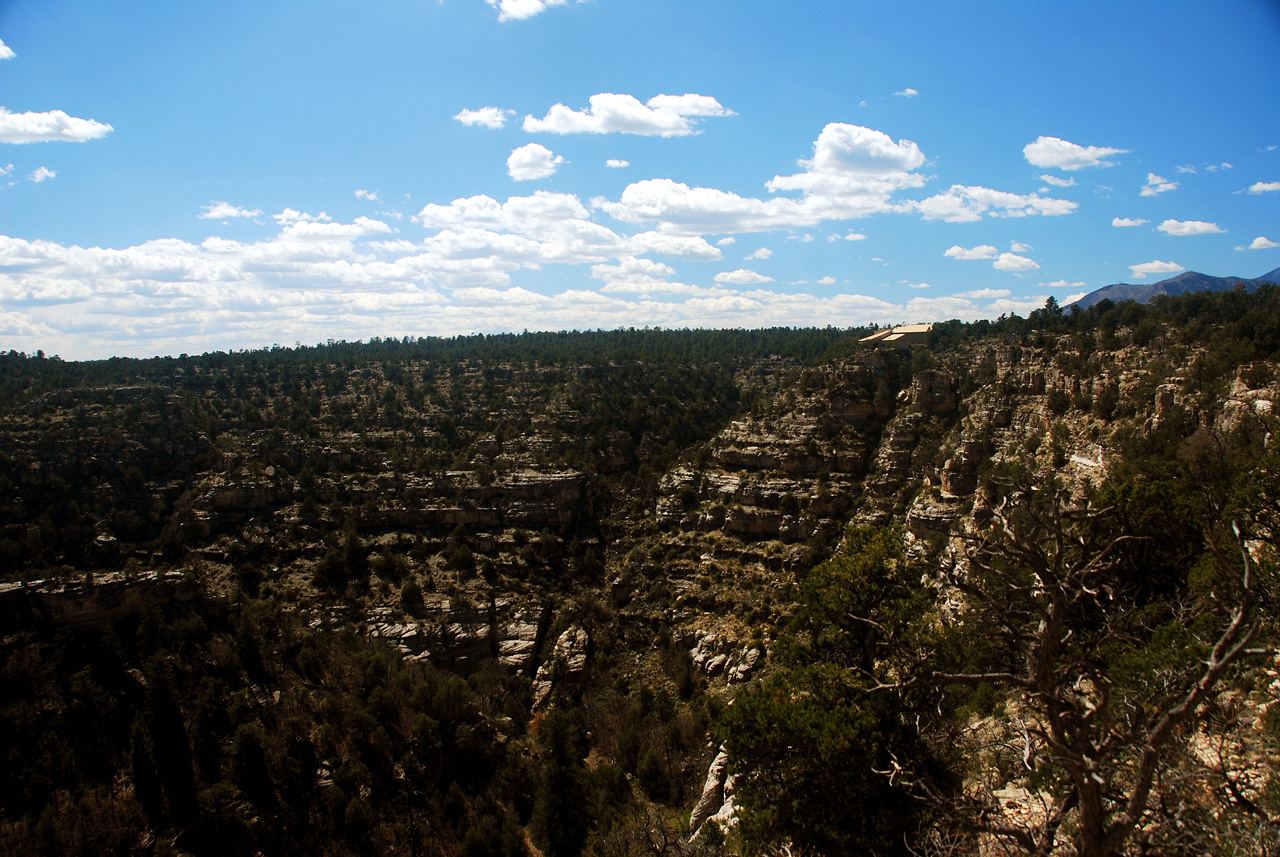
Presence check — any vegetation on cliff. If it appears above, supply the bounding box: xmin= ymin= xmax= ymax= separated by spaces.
xmin=2 ymin=287 xmax=1279 ymax=856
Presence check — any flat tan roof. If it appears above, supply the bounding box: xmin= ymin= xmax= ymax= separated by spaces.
xmin=859 ymin=323 xmax=933 ymax=343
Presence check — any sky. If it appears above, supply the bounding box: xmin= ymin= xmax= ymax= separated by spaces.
xmin=1 ymin=0 xmax=1278 ymax=360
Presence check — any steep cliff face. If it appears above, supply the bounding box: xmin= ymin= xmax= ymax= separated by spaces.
xmin=1 ymin=316 xmax=1277 ymax=856
xmin=3 ymin=335 xmax=1275 ymax=663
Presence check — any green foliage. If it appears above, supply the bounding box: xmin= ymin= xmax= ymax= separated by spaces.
xmin=721 ymin=526 xmax=947 ymax=855
xmin=721 ymin=665 xmax=931 ymax=855
xmin=532 ymin=707 xmax=590 ymax=857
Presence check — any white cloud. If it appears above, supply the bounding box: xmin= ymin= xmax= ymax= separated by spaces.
xmin=828 ymin=232 xmax=867 ymax=242
xmin=1112 ymin=217 xmax=1148 ymax=227
xmin=1129 ymin=260 xmax=1184 ymax=279
xmin=412 ymin=190 xmax=721 ymax=267
xmin=199 ymin=201 xmax=263 ymax=220
xmin=524 ymin=92 xmax=733 ymax=137
xmin=598 ymin=123 xmax=930 ymax=235
xmin=1157 ymin=219 xmax=1225 ymax=236
xmin=1236 ymin=236 xmax=1278 ymax=251
xmin=1063 ymin=292 xmax=1089 ymax=304
xmin=0 ymin=38 xmax=13 ymax=60
xmin=605 ymin=159 xmax=630 ymax=168
xmin=789 ymin=234 xmax=816 ymax=242
xmin=274 ymin=208 xmax=332 ymax=224
xmin=8 ymin=226 xmax=1049 ymax=354
xmin=1206 ymin=163 xmax=1232 ymax=171
xmin=1249 ymin=181 xmax=1280 ymax=194
xmin=716 ymin=237 xmax=736 ymax=246
xmin=1040 ymin=175 xmax=1077 ymax=187
xmin=944 ymin=244 xmax=998 ymax=260
xmin=714 ymin=268 xmax=773 ymax=285
xmin=955 ymin=288 xmax=1011 ymax=299
xmin=993 ymin=252 xmax=1039 ymax=272
xmin=588 ymin=256 xmax=707 ymax=295
xmin=893 ymin=88 xmax=919 ymax=97
xmin=1176 ymin=165 xmax=1197 ymax=174
xmin=589 ymin=256 xmax=676 ymax=282
xmin=1140 ymin=173 xmax=1178 ymax=196
xmin=745 ymin=247 xmax=772 ymax=260
xmin=29 ymin=166 xmax=55 ymax=183
xmin=817 ymin=276 xmax=836 ymax=285
xmin=454 ymin=107 xmax=516 ymax=129
xmin=1043 ymin=280 xmax=1085 ymax=290
xmin=354 ymin=189 xmax=379 ymax=201
xmin=0 ymin=163 xmax=12 ymax=176
xmin=1010 ymin=241 xmax=1032 ymax=252
xmin=1023 ymin=136 xmax=1129 ymax=170
xmin=507 ymin=143 xmax=567 ymax=181
xmin=0 ymin=107 xmax=114 ymax=144
xmin=768 ymin=123 xmax=925 ymax=192
xmin=905 ymin=282 xmax=931 ymax=289
xmin=913 ymin=185 xmax=1077 ymax=222
xmin=486 ymin=0 xmax=570 ymax=22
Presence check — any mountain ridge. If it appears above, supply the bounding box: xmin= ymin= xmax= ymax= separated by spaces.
xmin=1071 ymin=264 xmax=1280 ymax=309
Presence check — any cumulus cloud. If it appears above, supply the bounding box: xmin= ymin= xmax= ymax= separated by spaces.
xmin=0 ymin=38 xmax=13 ymax=60
xmin=4 ymin=221 xmax=1058 ymax=358
xmin=1040 ymin=175 xmax=1077 ymax=187
xmin=714 ymin=268 xmax=773 ymax=285
xmin=524 ymin=93 xmax=733 ymax=137
xmin=1129 ymin=260 xmax=1184 ymax=279
xmin=29 ymin=166 xmax=55 ymax=183
xmin=993 ymin=252 xmax=1039 ymax=272
xmin=1023 ymin=136 xmax=1129 ymax=170
xmin=274 ymin=208 xmax=332 ymax=224
xmin=605 ymin=159 xmax=629 ymax=168
xmin=768 ymin=123 xmax=925 ymax=193
xmin=412 ymin=190 xmax=721 ymax=267
xmin=1236 ymin=236 xmax=1278 ymax=251
xmin=1010 ymin=241 xmax=1032 ymax=252
xmin=507 ymin=143 xmax=567 ymax=181
xmin=944 ymin=244 xmax=998 ymax=260
xmin=199 ymin=201 xmax=263 ymax=220
xmin=1043 ymin=280 xmax=1085 ymax=290
xmin=828 ymin=232 xmax=867 ymax=242
xmin=1113 ymin=217 xmax=1148 ymax=227
xmin=355 ymin=189 xmax=379 ymax=201
xmin=817 ymin=276 xmax=836 ymax=285
xmin=893 ymin=88 xmax=919 ymax=97
xmin=598 ymin=124 xmax=930 ymax=235
xmin=912 ymin=185 xmax=1077 ymax=222
xmin=454 ymin=107 xmax=516 ymax=129
xmin=716 ymin=237 xmax=736 ymax=246
xmin=1249 ymin=181 xmax=1280 ymax=194
xmin=486 ymin=0 xmax=570 ymax=22
xmin=587 ymin=256 xmax=706 ymax=295
xmin=1141 ymin=173 xmax=1178 ymax=196
xmin=1157 ymin=219 xmax=1225 ymax=236
xmin=0 ymin=107 xmax=114 ymax=144
xmin=955 ymin=288 xmax=1011 ymax=299
xmin=745 ymin=247 xmax=772 ymax=260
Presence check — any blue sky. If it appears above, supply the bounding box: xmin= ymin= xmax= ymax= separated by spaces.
xmin=1 ymin=0 xmax=1278 ymax=359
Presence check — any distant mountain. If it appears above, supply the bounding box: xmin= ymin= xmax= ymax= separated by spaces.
xmin=1071 ymin=265 xmax=1280 ymax=310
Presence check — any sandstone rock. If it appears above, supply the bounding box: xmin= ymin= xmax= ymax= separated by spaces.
xmin=531 ymin=625 xmax=590 ymax=710
xmin=689 ymin=746 xmax=730 ymax=837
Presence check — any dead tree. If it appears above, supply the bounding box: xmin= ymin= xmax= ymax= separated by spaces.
xmin=923 ymin=489 xmax=1263 ymax=857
